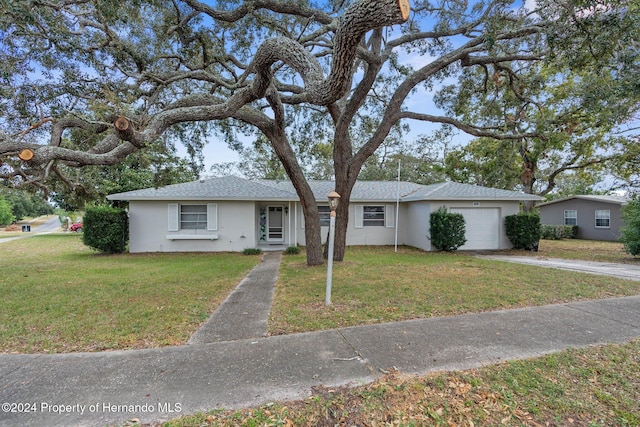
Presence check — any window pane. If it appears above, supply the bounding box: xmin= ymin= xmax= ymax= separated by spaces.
xmin=363 ymin=206 xmax=385 ymax=226
xmin=564 ymin=210 xmax=577 ymax=226
xmin=181 ymin=205 xmax=207 ymax=213
xmin=180 ymin=205 xmax=207 ymax=229
xmin=595 ymin=210 xmax=610 ymax=228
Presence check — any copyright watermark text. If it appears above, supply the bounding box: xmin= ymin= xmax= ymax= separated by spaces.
xmin=2 ymin=401 xmax=182 ymax=415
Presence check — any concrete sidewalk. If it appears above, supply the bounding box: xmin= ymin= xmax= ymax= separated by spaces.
xmin=1 ymin=295 xmax=639 ymax=427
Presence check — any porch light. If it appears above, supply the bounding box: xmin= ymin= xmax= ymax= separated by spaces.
xmin=325 ymin=190 xmax=341 ymax=306
xmin=328 ymin=191 xmax=341 ymax=212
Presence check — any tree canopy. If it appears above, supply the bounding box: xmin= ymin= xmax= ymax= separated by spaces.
xmin=1 ymin=0 xmax=638 ymax=264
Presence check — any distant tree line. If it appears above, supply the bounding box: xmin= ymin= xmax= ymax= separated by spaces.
xmin=0 ymin=190 xmax=54 ymax=224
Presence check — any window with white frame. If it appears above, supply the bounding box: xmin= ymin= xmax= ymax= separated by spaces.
xmin=595 ymin=210 xmax=610 ymax=228
xmin=564 ymin=210 xmax=577 ymax=226
xmin=180 ymin=205 xmax=207 ymax=229
xmin=318 ymin=205 xmax=331 ymax=226
xmin=363 ymin=205 xmax=385 ymax=226
xmin=168 ymin=203 xmax=218 ymax=232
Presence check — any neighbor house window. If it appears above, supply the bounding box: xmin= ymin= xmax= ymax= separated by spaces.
xmin=363 ymin=206 xmax=385 ymax=226
xmin=564 ymin=210 xmax=577 ymax=226
xmin=595 ymin=210 xmax=610 ymax=228
xmin=180 ymin=205 xmax=207 ymax=229
xmin=318 ymin=205 xmax=331 ymax=226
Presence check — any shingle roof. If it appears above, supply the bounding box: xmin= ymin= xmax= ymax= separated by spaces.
xmin=107 ymin=175 xmax=297 ymax=201
xmin=537 ymin=194 xmax=629 ymax=207
xmin=107 ymin=176 xmax=541 ymax=202
xmin=401 ymin=181 xmax=542 ymax=201
xmin=261 ymin=180 xmax=425 ymax=202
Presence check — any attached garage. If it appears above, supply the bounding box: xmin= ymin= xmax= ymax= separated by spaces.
xmin=450 ymin=207 xmax=501 ymax=250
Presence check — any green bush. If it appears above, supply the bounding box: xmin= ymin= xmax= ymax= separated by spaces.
xmin=505 ymin=212 xmax=541 ymax=250
xmin=82 ymin=206 xmax=129 ymax=254
xmin=243 ymin=248 xmax=262 ymax=255
xmin=540 ymin=224 xmax=578 ymax=240
xmin=285 ymin=246 xmax=301 ymax=255
xmin=429 ymin=206 xmax=466 ymax=251
xmin=620 ymin=197 xmax=640 ymax=256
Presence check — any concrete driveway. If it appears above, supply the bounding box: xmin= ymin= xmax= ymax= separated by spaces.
xmin=477 ymin=255 xmax=640 ymax=281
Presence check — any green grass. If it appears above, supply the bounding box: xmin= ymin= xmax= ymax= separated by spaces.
xmin=0 ymin=234 xmax=260 ymax=353
xmin=158 ymin=339 xmax=640 ymax=427
xmin=268 ymin=245 xmax=640 ymax=335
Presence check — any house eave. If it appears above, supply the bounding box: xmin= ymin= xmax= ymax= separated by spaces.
xmin=106 ymin=196 xmax=297 ymax=202
xmin=536 ymin=195 xmax=628 ymax=207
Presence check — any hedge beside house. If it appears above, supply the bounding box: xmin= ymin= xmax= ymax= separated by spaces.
xmin=505 ymin=212 xmax=541 ymax=250
xmin=540 ymin=224 xmax=578 ymax=240
xmin=82 ymin=206 xmax=129 ymax=254
xmin=429 ymin=206 xmax=466 ymax=251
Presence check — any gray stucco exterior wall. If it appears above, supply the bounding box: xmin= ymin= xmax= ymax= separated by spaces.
xmin=538 ymin=199 xmax=624 ymax=241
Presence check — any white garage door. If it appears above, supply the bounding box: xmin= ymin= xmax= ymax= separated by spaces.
xmin=450 ymin=208 xmax=500 ymax=250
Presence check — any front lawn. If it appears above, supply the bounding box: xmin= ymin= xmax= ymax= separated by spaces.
xmin=268 ymin=245 xmax=640 ymax=335
xmin=2 ymin=237 xmax=639 ymax=353
xmin=0 ymin=234 xmax=260 ymax=353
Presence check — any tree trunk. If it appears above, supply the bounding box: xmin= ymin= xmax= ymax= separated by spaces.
xmin=520 ymin=162 xmax=536 ymax=212
xmin=331 ymin=184 xmax=352 ymax=261
xmin=300 ymin=197 xmax=324 ymax=266
xmin=330 ymin=147 xmax=360 ymax=261
xmin=263 ymin=99 xmax=325 ymax=266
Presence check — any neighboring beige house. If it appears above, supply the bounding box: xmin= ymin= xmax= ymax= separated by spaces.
xmin=107 ymin=176 xmax=542 ymax=253
xmin=537 ymin=195 xmax=628 ymax=241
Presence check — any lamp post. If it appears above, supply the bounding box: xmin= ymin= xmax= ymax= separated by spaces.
xmin=325 ymin=190 xmax=341 ymax=306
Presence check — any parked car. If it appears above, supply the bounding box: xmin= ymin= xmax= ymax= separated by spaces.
xmin=70 ymin=222 xmax=83 ymax=232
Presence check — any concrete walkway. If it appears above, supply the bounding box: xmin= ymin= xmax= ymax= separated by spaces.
xmin=188 ymin=251 xmax=281 ymax=344
xmin=477 ymin=255 xmax=640 ymax=281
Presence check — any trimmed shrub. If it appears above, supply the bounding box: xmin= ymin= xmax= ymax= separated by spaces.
xmin=429 ymin=206 xmax=466 ymax=251
xmin=243 ymin=248 xmax=262 ymax=255
xmin=540 ymin=224 xmax=578 ymax=240
xmin=285 ymin=246 xmax=301 ymax=255
xmin=620 ymin=197 xmax=640 ymax=256
xmin=82 ymin=206 xmax=129 ymax=254
xmin=505 ymin=212 xmax=541 ymax=250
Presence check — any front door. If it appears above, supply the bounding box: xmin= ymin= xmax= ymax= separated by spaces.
xmin=267 ymin=206 xmax=284 ymax=242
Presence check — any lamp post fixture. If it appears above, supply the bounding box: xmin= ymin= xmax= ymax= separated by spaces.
xmin=325 ymin=190 xmax=341 ymax=306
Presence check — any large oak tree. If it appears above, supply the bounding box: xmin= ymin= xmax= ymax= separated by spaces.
xmin=1 ymin=0 xmax=638 ymax=265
